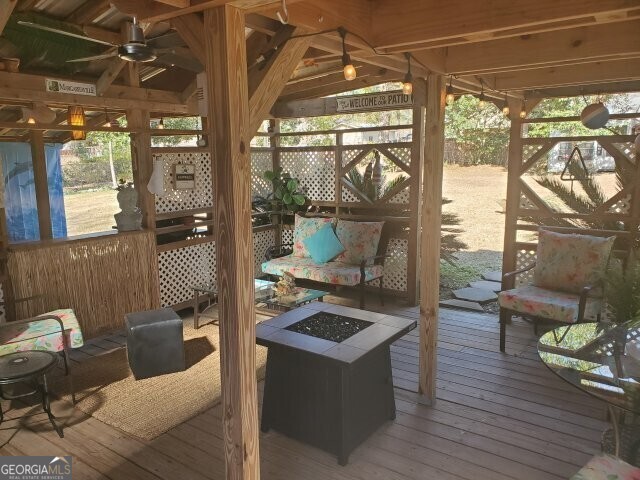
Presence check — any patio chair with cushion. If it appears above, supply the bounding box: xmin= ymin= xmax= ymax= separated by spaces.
xmin=498 ymin=228 xmax=615 ymax=352
xmin=0 ymin=309 xmax=84 ymax=403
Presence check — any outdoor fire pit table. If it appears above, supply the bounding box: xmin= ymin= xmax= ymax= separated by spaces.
xmin=256 ymin=302 xmax=416 ymax=465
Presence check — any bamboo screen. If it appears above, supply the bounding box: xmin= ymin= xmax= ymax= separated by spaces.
xmin=8 ymin=231 xmax=160 ymax=338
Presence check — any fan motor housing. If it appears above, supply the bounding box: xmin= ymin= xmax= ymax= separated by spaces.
xmin=118 ymin=43 xmax=157 ymax=62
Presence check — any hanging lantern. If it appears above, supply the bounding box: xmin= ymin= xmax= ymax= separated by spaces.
xmin=68 ymin=106 xmax=86 ymax=140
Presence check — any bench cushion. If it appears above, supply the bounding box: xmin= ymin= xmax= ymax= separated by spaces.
xmin=498 ymin=285 xmax=602 ymax=323
xmin=570 ymin=453 xmax=640 ymax=479
xmin=0 ymin=308 xmax=84 ymax=356
xmin=262 ymin=255 xmax=383 ymax=286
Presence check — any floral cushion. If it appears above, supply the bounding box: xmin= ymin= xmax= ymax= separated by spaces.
xmin=534 ymin=229 xmax=614 ymax=294
xmin=0 ymin=309 xmax=84 ymax=356
xmin=498 ymin=285 xmax=602 ymax=323
xmin=571 ymin=454 xmax=640 ymax=480
xmin=334 ymin=219 xmax=384 ymax=265
xmin=292 ymin=215 xmax=334 ymax=258
xmin=262 ymin=255 xmax=383 ymax=286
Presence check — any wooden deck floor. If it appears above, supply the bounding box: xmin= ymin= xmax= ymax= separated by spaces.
xmin=0 ymin=302 xmax=606 ymax=480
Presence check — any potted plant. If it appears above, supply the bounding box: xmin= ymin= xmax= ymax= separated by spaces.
xmin=264 ymin=168 xmax=308 ymax=224
xmin=605 ymin=252 xmax=640 ymax=324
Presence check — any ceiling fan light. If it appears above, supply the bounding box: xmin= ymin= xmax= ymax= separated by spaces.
xmin=118 ymin=44 xmax=156 ymax=63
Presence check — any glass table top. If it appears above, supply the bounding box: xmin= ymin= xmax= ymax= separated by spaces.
xmin=261 ymin=288 xmax=328 ymax=308
xmin=538 ymin=321 xmax=640 ymax=414
xmin=0 ymin=350 xmax=57 ymax=381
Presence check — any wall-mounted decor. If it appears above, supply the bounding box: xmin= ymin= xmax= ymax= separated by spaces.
xmin=173 ymin=164 xmax=196 ymax=190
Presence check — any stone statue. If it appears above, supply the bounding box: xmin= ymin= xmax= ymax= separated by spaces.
xmin=114 ymin=181 xmax=142 ymax=232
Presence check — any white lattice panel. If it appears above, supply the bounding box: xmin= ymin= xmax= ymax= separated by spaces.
xmin=251 ymin=150 xmax=273 ymax=199
xmin=342 ymin=148 xmax=364 ymax=168
xmin=522 ymin=144 xmax=545 ymax=163
xmin=519 ymin=193 xmax=536 ymax=209
xmin=515 ymin=249 xmax=536 ymax=287
xmin=282 ymin=227 xmax=294 ymax=245
xmin=388 ymin=188 xmax=410 ymax=204
xmin=159 ymin=241 xmax=217 ymax=307
xmin=608 ymin=194 xmax=632 ymax=215
xmin=280 ymin=150 xmax=335 ymax=202
xmin=383 ymin=238 xmax=408 ymax=292
xmin=387 ymin=147 xmax=412 ymax=169
xmin=254 ymin=229 xmax=276 ymax=276
xmin=342 ymin=185 xmax=361 ymax=203
xmin=613 ymin=142 xmax=635 ymax=163
xmin=154 ymin=151 xmax=213 ymax=214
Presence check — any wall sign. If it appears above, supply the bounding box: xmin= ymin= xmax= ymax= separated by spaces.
xmin=173 ymin=164 xmax=196 ymax=190
xmin=336 ymin=92 xmax=413 ymax=113
xmin=45 ymin=78 xmax=97 ymax=96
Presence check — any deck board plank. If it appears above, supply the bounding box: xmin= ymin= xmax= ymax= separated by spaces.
xmin=0 ymin=301 xmax=606 ymax=480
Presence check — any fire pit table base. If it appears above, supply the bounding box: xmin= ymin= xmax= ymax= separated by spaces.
xmin=256 ymin=303 xmax=416 ymax=465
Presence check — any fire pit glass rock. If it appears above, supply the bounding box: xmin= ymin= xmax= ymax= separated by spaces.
xmin=285 ymin=312 xmax=373 ymax=343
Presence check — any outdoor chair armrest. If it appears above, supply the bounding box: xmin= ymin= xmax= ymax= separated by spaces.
xmin=265 ymin=243 xmax=294 ymax=261
xmin=577 ymin=280 xmax=604 ymax=323
xmin=502 ymin=262 xmax=536 ymax=281
xmin=360 ymin=254 xmax=389 ymax=280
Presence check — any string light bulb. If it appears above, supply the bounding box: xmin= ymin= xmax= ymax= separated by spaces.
xmin=157 ymin=118 xmax=165 ymax=129
xmin=519 ymin=102 xmax=527 ymax=119
xmin=27 ymin=116 xmax=36 ymax=124
xmin=402 ymin=53 xmax=413 ymax=95
xmin=445 ymin=77 xmax=455 ymax=106
xmin=338 ymin=27 xmax=356 ymax=81
xmin=502 ymin=95 xmax=510 ymax=117
xmin=478 ymin=84 xmax=485 ymax=107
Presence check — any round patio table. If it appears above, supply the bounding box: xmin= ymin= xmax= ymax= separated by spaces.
xmin=0 ymin=350 xmax=63 ymax=437
xmin=538 ymin=321 xmax=640 ymax=457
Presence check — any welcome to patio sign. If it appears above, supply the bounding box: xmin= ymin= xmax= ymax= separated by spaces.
xmin=335 ymin=91 xmax=413 ymax=113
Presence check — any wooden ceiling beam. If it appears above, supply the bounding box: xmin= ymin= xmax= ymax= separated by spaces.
xmin=66 ymin=0 xmax=113 ymax=25
xmin=444 ymin=20 xmax=640 ymax=75
xmin=281 ymin=65 xmax=389 ymax=98
xmin=278 ymin=70 xmax=401 ymax=103
xmin=112 ymin=0 xmax=307 ymax=23
xmin=154 ymin=0 xmax=190 ymax=7
xmin=372 ymin=0 xmax=640 ymax=50
xmin=248 ymin=30 xmax=311 ymax=132
xmin=525 ymin=80 xmax=640 ymax=99
xmin=478 ymin=58 xmax=640 ymax=92
xmin=170 ymin=13 xmax=206 ymax=64
xmin=0 ymin=0 xmax=18 ymax=36
xmin=0 ymin=71 xmax=195 ymax=114
xmin=247 ymin=24 xmax=296 ymax=95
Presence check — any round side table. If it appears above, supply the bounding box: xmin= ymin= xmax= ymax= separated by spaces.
xmin=0 ymin=350 xmax=63 ymax=438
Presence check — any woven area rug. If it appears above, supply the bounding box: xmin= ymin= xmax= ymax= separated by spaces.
xmin=61 ymin=321 xmax=268 ymax=440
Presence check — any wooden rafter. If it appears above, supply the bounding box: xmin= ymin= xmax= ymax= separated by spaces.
xmin=0 ymin=0 xmax=17 ymax=36
xmin=445 ymin=20 xmax=640 ymax=75
xmin=170 ymin=13 xmax=206 ymax=64
xmin=248 ymin=30 xmax=311 ymax=132
xmin=480 ymin=58 xmax=640 ymax=92
xmin=372 ymin=0 xmax=640 ymax=50
xmin=66 ymin=0 xmax=113 ymax=25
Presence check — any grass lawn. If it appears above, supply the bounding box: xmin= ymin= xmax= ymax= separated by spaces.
xmin=64 ymin=189 xmax=119 ymax=237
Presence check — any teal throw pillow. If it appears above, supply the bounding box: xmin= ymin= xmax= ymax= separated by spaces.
xmin=303 ymin=223 xmax=345 ymax=264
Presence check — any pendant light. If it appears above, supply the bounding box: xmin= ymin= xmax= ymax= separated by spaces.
xmin=68 ymin=106 xmax=86 ymax=140
xmin=338 ymin=28 xmax=356 ymax=81
xmin=402 ymin=53 xmax=413 ymax=95
xmin=445 ymin=77 xmax=455 ymax=106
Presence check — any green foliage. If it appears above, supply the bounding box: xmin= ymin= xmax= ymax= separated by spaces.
xmin=264 ymin=167 xmax=308 ymax=213
xmin=444 ymin=96 xmax=510 ymax=166
xmin=440 ymin=261 xmax=481 ymax=291
xmin=151 ymin=117 xmax=201 ymax=147
xmin=606 ymin=254 xmax=640 ymax=323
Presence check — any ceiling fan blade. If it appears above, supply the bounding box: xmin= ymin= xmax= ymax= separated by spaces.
xmin=154 ymin=52 xmax=204 ymax=73
xmin=147 ymin=31 xmax=186 ymax=49
xmin=66 ymin=51 xmax=119 ymax=63
xmin=17 ymin=20 xmax=116 ymax=46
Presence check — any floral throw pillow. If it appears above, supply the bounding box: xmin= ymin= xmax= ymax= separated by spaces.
xmin=533 ymin=229 xmax=614 ymax=294
xmin=292 ymin=214 xmax=334 ymax=258
xmin=334 ymin=220 xmax=384 ymax=265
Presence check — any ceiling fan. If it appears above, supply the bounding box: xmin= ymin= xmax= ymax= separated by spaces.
xmin=17 ymin=17 xmax=203 ymax=73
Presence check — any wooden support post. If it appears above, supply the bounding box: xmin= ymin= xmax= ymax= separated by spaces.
xmin=335 ymin=131 xmax=343 ymax=218
xmin=408 ymin=79 xmax=426 ymax=306
xmin=418 ymin=74 xmax=445 ymax=402
xmin=29 ymin=131 xmax=52 ymax=240
xmin=204 ymin=6 xmax=260 ymax=480
xmin=269 ymin=119 xmax=282 ymax=243
xmin=500 ymin=100 xmax=525 ymax=289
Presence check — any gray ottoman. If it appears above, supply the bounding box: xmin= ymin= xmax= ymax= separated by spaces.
xmin=125 ymin=308 xmax=185 ymax=380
